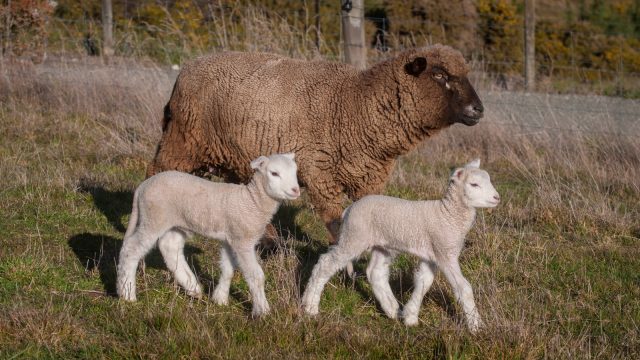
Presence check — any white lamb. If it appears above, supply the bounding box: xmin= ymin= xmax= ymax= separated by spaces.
xmin=301 ymin=159 xmax=499 ymax=332
xmin=117 ymin=153 xmax=300 ymax=317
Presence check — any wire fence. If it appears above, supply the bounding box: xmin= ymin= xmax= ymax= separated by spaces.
xmin=1 ymin=5 xmax=639 ymax=137
xmin=12 ymin=10 xmax=633 ymax=98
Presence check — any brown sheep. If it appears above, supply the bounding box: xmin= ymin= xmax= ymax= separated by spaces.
xmin=147 ymin=44 xmax=484 ymax=243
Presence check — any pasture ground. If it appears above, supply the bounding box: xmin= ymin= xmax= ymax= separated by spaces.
xmin=0 ymin=57 xmax=639 ymax=359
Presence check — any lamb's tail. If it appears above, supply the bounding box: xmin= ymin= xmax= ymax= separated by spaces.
xmin=124 ymin=189 xmax=140 ymax=239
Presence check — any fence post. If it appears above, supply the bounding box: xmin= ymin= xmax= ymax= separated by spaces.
xmin=3 ymin=0 xmax=11 ymax=58
xmin=341 ymin=0 xmax=366 ymax=70
xmin=101 ymin=0 xmax=114 ymax=57
xmin=315 ymin=0 xmax=320 ymax=50
xmin=524 ymin=0 xmax=535 ymax=91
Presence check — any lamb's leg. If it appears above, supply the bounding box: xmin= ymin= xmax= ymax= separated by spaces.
xmin=402 ymin=260 xmax=437 ymax=326
xmin=366 ymin=248 xmax=400 ymax=319
xmin=158 ymin=229 xmax=202 ymax=299
xmin=230 ymin=242 xmax=270 ymax=317
xmin=301 ymin=244 xmax=366 ymax=315
xmin=212 ymin=242 xmax=236 ymax=305
xmin=117 ymin=230 xmax=159 ymax=301
xmin=439 ymin=259 xmax=483 ymax=332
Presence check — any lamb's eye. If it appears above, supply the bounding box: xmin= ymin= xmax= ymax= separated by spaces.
xmin=470 ymin=183 xmax=480 ymax=188
xmin=434 ymin=73 xmax=443 ymax=79
xmin=270 ymin=171 xmax=279 ymax=177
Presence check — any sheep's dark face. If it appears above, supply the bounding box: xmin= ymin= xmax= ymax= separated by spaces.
xmin=405 ymin=52 xmax=484 ymax=126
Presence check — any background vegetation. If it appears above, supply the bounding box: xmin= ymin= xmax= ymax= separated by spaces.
xmin=2 ymin=0 xmax=639 ymax=96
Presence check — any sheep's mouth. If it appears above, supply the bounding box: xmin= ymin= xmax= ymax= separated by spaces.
xmin=459 ymin=114 xmax=481 ymax=126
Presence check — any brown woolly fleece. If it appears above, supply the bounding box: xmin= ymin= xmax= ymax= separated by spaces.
xmin=147 ymin=44 xmax=484 ymax=242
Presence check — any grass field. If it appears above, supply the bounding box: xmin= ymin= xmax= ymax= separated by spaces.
xmin=1 ymin=57 xmax=639 ymax=359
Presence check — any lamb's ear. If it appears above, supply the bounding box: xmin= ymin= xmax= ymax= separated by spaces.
xmin=405 ymin=57 xmax=427 ymax=76
xmin=465 ymin=159 xmax=481 ymax=168
xmin=281 ymin=152 xmax=295 ymax=161
xmin=250 ymin=156 xmax=269 ymax=170
xmin=451 ymin=167 xmax=465 ymax=181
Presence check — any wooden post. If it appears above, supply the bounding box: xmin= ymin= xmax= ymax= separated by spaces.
xmin=315 ymin=0 xmax=320 ymax=50
xmin=524 ymin=0 xmax=535 ymax=91
xmin=102 ymin=0 xmax=114 ymax=57
xmin=341 ymin=0 xmax=366 ymax=70
xmin=3 ymin=0 xmax=11 ymax=57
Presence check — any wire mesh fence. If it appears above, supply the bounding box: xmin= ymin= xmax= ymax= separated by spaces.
xmin=4 ymin=9 xmax=633 ymax=98
xmin=0 ymin=3 xmax=639 ymax=139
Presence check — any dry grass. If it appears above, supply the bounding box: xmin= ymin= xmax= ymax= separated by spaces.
xmin=0 ymin=53 xmax=639 ymax=359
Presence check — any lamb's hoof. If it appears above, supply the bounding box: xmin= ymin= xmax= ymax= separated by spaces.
xmin=186 ymin=289 xmax=203 ymax=299
xmin=302 ymin=304 xmax=319 ymax=316
xmin=385 ymin=307 xmax=400 ymax=320
xmin=251 ymin=303 xmax=271 ymax=318
xmin=118 ymin=290 xmax=137 ymax=302
xmin=211 ymin=290 xmax=229 ymax=306
xmin=403 ymin=315 xmax=419 ymax=326
xmin=467 ymin=318 xmax=484 ymax=334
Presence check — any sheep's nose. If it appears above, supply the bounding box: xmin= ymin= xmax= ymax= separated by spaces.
xmin=291 ymin=187 xmax=300 ymax=195
xmin=493 ymin=194 xmax=500 ymax=202
xmin=463 ymin=103 xmax=484 ymax=120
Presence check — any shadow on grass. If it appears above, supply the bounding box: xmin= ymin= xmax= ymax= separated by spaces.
xmin=257 ymin=203 xmax=314 ymax=260
xmin=68 ymin=232 xmax=210 ymax=296
xmin=272 ymin=204 xmax=308 ymax=241
xmin=78 ymin=183 xmax=133 ymax=234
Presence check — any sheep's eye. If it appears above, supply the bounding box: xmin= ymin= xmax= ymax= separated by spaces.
xmin=434 ymin=73 xmax=443 ymax=79
xmin=470 ymin=183 xmax=480 ymax=188
xmin=270 ymin=171 xmax=279 ymax=177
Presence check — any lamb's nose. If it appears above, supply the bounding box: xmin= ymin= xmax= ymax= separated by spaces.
xmin=493 ymin=194 xmax=500 ymax=202
xmin=473 ymin=103 xmax=484 ymax=114
xmin=291 ymin=187 xmax=300 ymax=195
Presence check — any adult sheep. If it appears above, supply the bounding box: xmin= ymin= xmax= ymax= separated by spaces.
xmin=147 ymin=44 xmax=484 ymax=242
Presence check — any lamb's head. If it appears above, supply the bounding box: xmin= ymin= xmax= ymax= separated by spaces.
xmin=450 ymin=159 xmax=500 ymax=208
xmin=403 ymin=44 xmax=483 ymax=126
xmin=250 ymin=153 xmax=300 ymax=201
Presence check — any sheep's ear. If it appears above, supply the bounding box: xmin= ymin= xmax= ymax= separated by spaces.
xmin=282 ymin=152 xmax=295 ymax=161
xmin=405 ymin=57 xmax=427 ymax=76
xmin=250 ymin=156 xmax=269 ymax=170
xmin=465 ymin=159 xmax=481 ymax=168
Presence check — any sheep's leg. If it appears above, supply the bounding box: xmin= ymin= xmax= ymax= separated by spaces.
xmin=366 ymin=248 xmax=400 ymax=319
xmin=230 ymin=242 xmax=270 ymax=317
xmin=439 ymin=259 xmax=483 ymax=332
xmin=117 ymin=229 xmax=159 ymax=301
xmin=301 ymin=244 xmax=366 ymax=315
xmin=158 ymin=229 xmax=202 ymax=299
xmin=146 ymin=126 xmax=204 ymax=178
xmin=402 ymin=260 xmax=437 ymax=326
xmin=306 ymin=186 xmax=343 ymax=244
xmin=212 ymin=242 xmax=236 ymax=305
